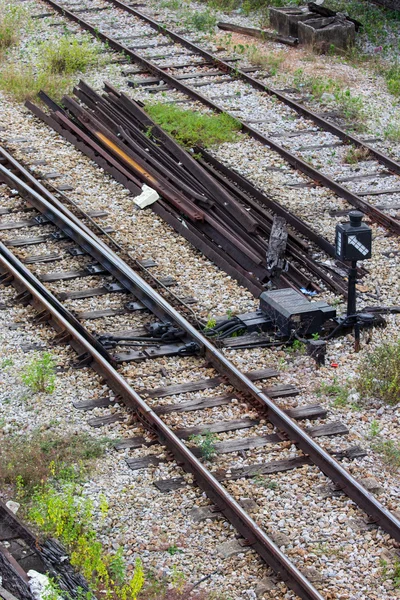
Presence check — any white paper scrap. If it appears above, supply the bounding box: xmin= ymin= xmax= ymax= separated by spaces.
xmin=133 ymin=184 xmax=160 ymax=208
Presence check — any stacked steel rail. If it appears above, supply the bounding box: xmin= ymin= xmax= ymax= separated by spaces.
xmin=27 ymin=82 xmax=351 ymax=298
xmin=1 ymin=149 xmax=400 ymax=600
xmin=37 ymin=0 xmax=400 ymax=236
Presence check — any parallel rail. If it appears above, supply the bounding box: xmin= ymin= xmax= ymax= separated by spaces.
xmin=40 ymin=0 xmax=400 ymax=236
xmin=1 ymin=156 xmax=400 ymax=595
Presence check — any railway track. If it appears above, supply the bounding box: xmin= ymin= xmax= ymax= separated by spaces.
xmin=26 ymin=80 xmax=355 ymax=302
xmin=1 ymin=147 xmax=400 ymax=599
xmin=32 ymin=0 xmax=400 ymax=241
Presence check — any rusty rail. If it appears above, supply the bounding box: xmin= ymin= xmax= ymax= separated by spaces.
xmin=38 ymin=0 xmax=400 ymax=237
xmin=1 ymin=162 xmax=400 ymax=551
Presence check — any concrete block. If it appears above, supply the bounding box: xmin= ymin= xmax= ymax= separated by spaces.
xmin=298 ymin=17 xmax=355 ymax=51
xmin=269 ymin=7 xmax=314 ymax=38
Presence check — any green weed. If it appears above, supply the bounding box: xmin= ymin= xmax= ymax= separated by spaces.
xmin=344 ymin=146 xmax=370 ymax=164
xmin=356 ymin=340 xmax=400 ymax=405
xmin=40 ymin=36 xmax=100 ymax=75
xmin=287 ymin=339 xmax=306 ymax=355
xmin=0 ymin=2 xmax=29 ymax=52
xmin=0 ymin=430 xmax=107 ymax=491
xmin=0 ymin=357 xmax=13 ymax=368
xmin=384 ymin=121 xmax=400 ymax=142
xmin=0 ymin=64 xmax=71 ymax=102
xmin=145 ymin=102 xmax=241 ymax=148
xmin=167 ymin=544 xmax=183 ymax=556
xmin=21 ymin=351 xmax=56 ymax=393
xmin=371 ymin=438 xmax=400 ymax=470
xmin=184 ymin=10 xmax=217 ymax=33
xmin=28 ymin=484 xmax=144 ymax=598
xmin=317 ymin=378 xmax=350 ymax=407
xmin=190 ymin=431 xmax=218 ymax=460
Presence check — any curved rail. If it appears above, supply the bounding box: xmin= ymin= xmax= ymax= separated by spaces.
xmin=0 ymin=246 xmax=323 ymax=600
xmin=1 ymin=159 xmax=400 ymax=546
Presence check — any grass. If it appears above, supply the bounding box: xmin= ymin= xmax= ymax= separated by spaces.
xmin=0 ymin=22 xmax=105 ymax=102
xmin=29 ymin=485 xmax=145 ymax=599
xmin=384 ymin=121 xmax=400 ymax=142
xmin=316 ymin=378 xmax=350 ymax=407
xmin=0 ymin=429 xmax=108 ymax=491
xmin=344 ymin=146 xmax=370 ymax=164
xmin=0 ymin=2 xmax=29 ymax=52
xmin=384 ymin=62 xmax=400 ymax=97
xmin=0 ymin=62 xmax=72 ymax=102
xmin=40 ymin=36 xmax=101 ymax=75
xmin=287 ymin=339 xmax=306 ymax=355
xmin=230 ymin=41 xmax=285 ymax=73
xmin=144 ymin=102 xmax=241 ymax=148
xmin=190 ymin=431 xmax=218 ymax=460
xmin=292 ymin=69 xmax=365 ymax=128
xmin=184 ymin=9 xmax=217 ymax=33
xmin=356 ymin=339 xmax=400 ymax=405
xmin=21 ymin=351 xmax=56 ymax=393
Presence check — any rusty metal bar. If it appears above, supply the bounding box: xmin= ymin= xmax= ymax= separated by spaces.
xmin=38 ymin=0 xmax=400 ymax=235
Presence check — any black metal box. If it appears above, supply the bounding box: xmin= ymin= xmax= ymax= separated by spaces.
xmin=259 ymin=289 xmax=336 ymax=336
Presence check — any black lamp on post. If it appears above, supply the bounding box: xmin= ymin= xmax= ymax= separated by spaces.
xmin=335 ymin=211 xmax=372 ymax=351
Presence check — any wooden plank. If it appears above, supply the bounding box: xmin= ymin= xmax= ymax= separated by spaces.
xmin=126 ymin=455 xmax=163 ymax=470
xmin=153 ymin=384 xmax=299 ymax=416
xmin=87 ymin=413 xmax=125 ymax=427
xmin=264 ymin=383 xmax=299 ymax=398
xmin=0 ymin=219 xmax=38 ymax=231
xmin=73 ymin=397 xmax=117 ymax=411
xmin=153 ymin=446 xmax=366 ymax=491
xmin=75 ymin=304 xmax=145 ymax=319
xmin=174 ymin=418 xmax=259 ymax=439
xmin=40 ymin=268 xmax=106 ymax=282
xmin=286 ymin=404 xmax=327 ymax=420
xmin=357 ymin=187 xmax=400 ymax=197
xmin=144 ymin=367 xmax=279 ymax=398
xmin=153 ymin=393 xmax=235 ymax=415
xmin=58 ymin=284 xmax=128 ymax=300
xmin=5 ymin=235 xmax=49 ymax=246
xmin=217 ymin=22 xmax=298 ymax=46
xmin=306 ymin=421 xmax=348 ymax=437
xmin=154 ymin=477 xmax=185 ymax=492
xmin=114 ymin=436 xmax=148 ymax=450
xmin=23 ymin=253 xmax=62 ymax=264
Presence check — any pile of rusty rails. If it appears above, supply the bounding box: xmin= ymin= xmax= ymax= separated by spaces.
xmin=1 ymin=150 xmax=400 ymax=600
xmin=0 ymin=500 xmax=90 ymax=600
xmin=27 ymin=82 xmax=350 ymax=299
xmin=38 ymin=0 xmax=400 ymax=239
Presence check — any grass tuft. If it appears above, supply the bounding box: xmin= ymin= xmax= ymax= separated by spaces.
xmin=0 ymin=2 xmax=28 ymax=52
xmin=0 ymin=430 xmax=108 ymax=491
xmin=144 ymin=103 xmax=241 ymax=148
xmin=384 ymin=121 xmax=400 ymax=142
xmin=356 ymin=340 xmax=400 ymax=405
xmin=40 ymin=36 xmax=101 ymax=75
xmin=344 ymin=146 xmax=370 ymax=164
xmin=0 ymin=64 xmax=72 ymax=102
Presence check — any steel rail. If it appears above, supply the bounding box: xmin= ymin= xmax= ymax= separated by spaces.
xmin=0 ymin=244 xmax=324 ymax=600
xmin=1 ymin=162 xmax=400 ymax=545
xmin=105 ymin=0 xmax=400 ymax=177
xmin=39 ymin=0 xmax=400 ymax=235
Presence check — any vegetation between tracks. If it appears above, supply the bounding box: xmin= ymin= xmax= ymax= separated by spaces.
xmin=356 ymin=339 xmax=400 ymax=405
xmin=145 ymin=102 xmax=241 ymax=148
xmin=0 ymin=1 xmax=107 ymax=102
